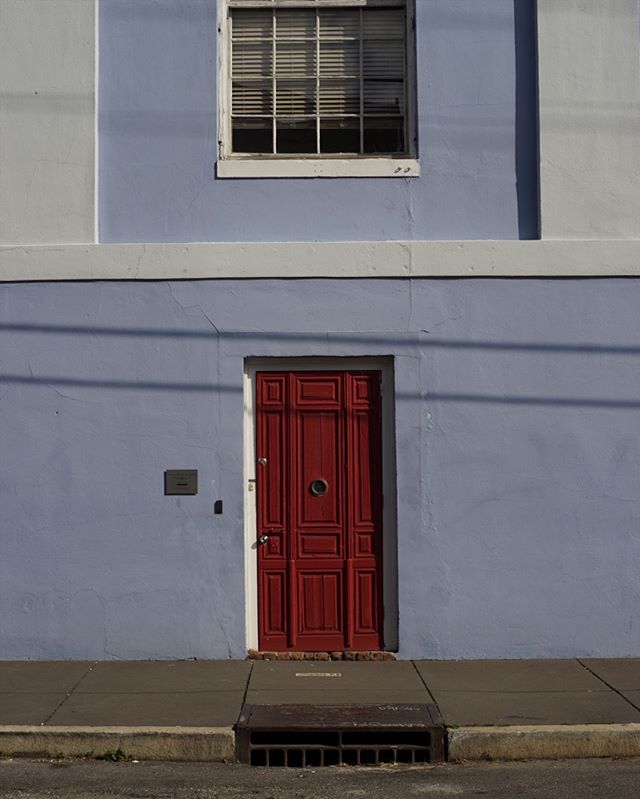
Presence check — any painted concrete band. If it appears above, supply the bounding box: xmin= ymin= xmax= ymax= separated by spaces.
xmin=0 ymin=726 xmax=235 ymax=762
xmin=2 ymin=239 xmax=640 ymax=281
xmin=448 ymin=724 xmax=640 ymax=762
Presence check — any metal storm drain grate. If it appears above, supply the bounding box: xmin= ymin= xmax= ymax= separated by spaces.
xmin=236 ymin=704 xmax=444 ymax=767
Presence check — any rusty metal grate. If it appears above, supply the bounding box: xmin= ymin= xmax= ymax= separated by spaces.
xmin=236 ymin=704 xmax=444 ymax=767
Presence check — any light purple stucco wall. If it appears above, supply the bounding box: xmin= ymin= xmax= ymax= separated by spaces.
xmin=98 ymin=0 xmax=538 ymax=243
xmin=2 ymin=278 xmax=639 ymax=660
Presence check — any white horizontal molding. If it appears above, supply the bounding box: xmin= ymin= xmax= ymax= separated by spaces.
xmin=2 ymin=240 xmax=640 ymax=281
xmin=217 ymin=158 xmax=420 ymax=179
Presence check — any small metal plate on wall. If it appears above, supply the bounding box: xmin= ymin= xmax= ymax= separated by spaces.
xmin=164 ymin=470 xmax=198 ymax=495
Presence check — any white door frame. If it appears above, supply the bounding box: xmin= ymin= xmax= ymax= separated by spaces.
xmin=244 ymin=356 xmax=399 ymax=652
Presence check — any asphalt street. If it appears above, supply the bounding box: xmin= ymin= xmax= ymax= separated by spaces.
xmin=1 ymin=759 xmax=640 ymax=799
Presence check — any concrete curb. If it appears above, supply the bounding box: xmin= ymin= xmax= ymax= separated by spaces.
xmin=5 ymin=723 xmax=640 ymax=764
xmin=448 ymin=724 xmax=640 ymax=762
xmin=0 ymin=726 xmax=235 ymax=762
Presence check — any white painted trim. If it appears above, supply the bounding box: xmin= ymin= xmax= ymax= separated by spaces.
xmin=94 ymin=0 xmax=100 ymax=244
xmin=217 ymin=158 xmax=420 ymax=179
xmin=218 ymin=0 xmax=230 ymax=162
xmin=244 ymin=358 xmax=398 ymax=653
xmin=2 ymin=239 xmax=640 ymax=281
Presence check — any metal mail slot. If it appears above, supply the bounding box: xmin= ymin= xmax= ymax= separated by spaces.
xmin=164 ymin=470 xmax=198 ymax=495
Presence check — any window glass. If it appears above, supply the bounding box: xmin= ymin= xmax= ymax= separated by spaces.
xmin=228 ymin=1 xmax=409 ymax=157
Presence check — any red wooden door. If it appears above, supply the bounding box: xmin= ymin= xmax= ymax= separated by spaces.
xmin=256 ymin=371 xmax=383 ymax=652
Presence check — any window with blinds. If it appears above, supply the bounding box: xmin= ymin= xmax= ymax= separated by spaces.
xmin=227 ymin=0 xmax=410 ymax=157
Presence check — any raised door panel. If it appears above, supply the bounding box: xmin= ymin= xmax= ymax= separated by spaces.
xmin=297 ymin=570 xmax=343 ymax=636
xmin=292 ymin=374 xmax=345 ymax=568
xmin=256 ymin=373 xmax=289 ymax=650
xmin=347 ymin=373 xmax=382 ymax=561
xmin=261 ymin=570 xmax=288 ymax=639
xmin=346 ymin=372 xmax=383 ymax=651
xmin=257 ymin=374 xmax=287 ymax=563
xmin=353 ymin=568 xmax=378 ymax=635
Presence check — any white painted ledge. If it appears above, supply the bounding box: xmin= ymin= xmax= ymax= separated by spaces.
xmin=216 ymin=157 xmax=420 ymax=178
xmin=1 ymin=240 xmax=640 ymax=281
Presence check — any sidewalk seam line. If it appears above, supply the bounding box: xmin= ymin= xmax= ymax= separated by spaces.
xmin=235 ymin=660 xmax=253 ymax=728
xmin=410 ymin=660 xmax=444 ymax=718
xmin=41 ymin=660 xmax=98 ymax=725
xmin=576 ymin=658 xmax=640 ymax=715
xmin=410 ymin=660 xmax=448 ymax=761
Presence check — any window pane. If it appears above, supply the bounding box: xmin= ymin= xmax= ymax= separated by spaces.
xmin=362 ymin=8 xmax=405 ymax=39
xmin=320 ymin=42 xmax=359 ymax=78
xmin=232 ymin=80 xmax=272 ymax=115
xmin=275 ymin=10 xmax=315 ymax=40
xmin=363 ymin=80 xmax=405 ymax=114
xmin=320 ymin=118 xmax=360 ymax=153
xmin=276 ymin=80 xmax=316 ymax=115
xmin=363 ymin=39 xmax=404 ymax=80
xmin=232 ymin=118 xmax=273 ymax=153
xmin=233 ymin=42 xmax=273 ymax=79
xmin=363 ymin=116 xmax=404 ymax=153
xmin=319 ymin=79 xmax=360 ymax=115
xmin=277 ymin=119 xmax=316 ymax=153
xmin=319 ymin=10 xmax=359 ymax=40
xmin=232 ymin=10 xmax=272 ymax=40
xmin=276 ymin=42 xmax=316 ymax=78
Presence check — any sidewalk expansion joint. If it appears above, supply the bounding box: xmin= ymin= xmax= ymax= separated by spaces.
xmin=410 ymin=658 xmax=447 ymax=758
xmin=576 ymin=658 xmax=640 ymax=715
xmin=235 ymin=659 xmax=253 ymax=727
xmin=41 ymin=660 xmax=98 ymax=725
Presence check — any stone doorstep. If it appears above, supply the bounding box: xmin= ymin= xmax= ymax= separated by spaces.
xmin=247 ymin=651 xmax=396 ymax=661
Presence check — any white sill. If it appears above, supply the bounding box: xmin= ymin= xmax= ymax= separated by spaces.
xmin=216 ymin=157 xmax=420 ymax=179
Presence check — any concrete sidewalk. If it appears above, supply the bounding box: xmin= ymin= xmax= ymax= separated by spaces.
xmin=1 ymin=659 xmax=640 ymax=762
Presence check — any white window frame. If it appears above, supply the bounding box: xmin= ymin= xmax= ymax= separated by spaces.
xmin=217 ymin=0 xmax=420 ymax=178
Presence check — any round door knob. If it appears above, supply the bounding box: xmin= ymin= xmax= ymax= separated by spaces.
xmin=258 ymin=534 xmax=269 ymax=545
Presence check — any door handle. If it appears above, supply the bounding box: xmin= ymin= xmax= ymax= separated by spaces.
xmin=258 ymin=534 xmax=270 ymax=545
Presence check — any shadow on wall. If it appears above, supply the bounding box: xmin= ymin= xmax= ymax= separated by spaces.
xmin=3 ymin=322 xmax=640 ymax=409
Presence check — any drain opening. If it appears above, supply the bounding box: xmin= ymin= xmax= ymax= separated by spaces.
xmin=342 ymin=731 xmax=430 ymax=746
xmin=246 ymin=729 xmax=433 ymax=767
xmin=237 ymin=704 xmax=445 ymax=767
xmin=252 ymin=730 xmax=339 ymax=746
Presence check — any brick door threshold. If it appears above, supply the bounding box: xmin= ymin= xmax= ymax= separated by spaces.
xmin=247 ymin=650 xmax=396 ymax=661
